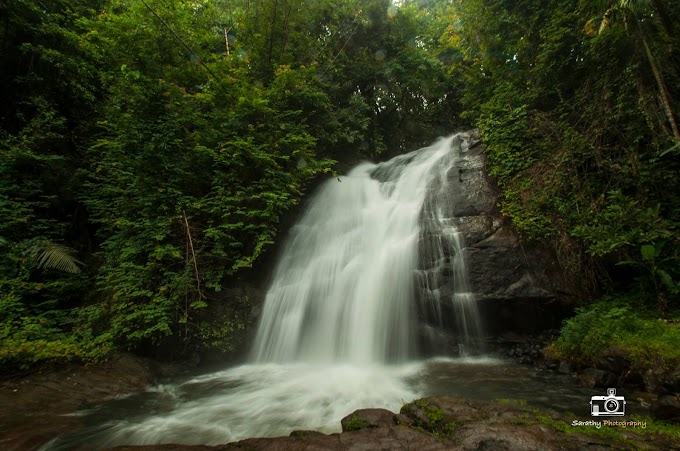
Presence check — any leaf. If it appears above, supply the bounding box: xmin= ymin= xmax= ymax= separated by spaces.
xmin=29 ymin=243 xmax=84 ymax=274
xmin=640 ymin=244 xmax=656 ymax=261
xmin=656 ymin=270 xmax=676 ymax=293
xmin=659 ymin=141 xmax=680 ymax=158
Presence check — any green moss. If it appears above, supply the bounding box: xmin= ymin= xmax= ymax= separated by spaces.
xmin=441 ymin=421 xmax=458 ymax=434
xmin=408 ymin=400 xmax=455 ymax=438
xmin=529 ymin=410 xmax=628 ymax=442
xmin=426 ymin=405 xmax=446 ymax=424
xmin=344 ymin=415 xmax=370 ymax=431
xmin=628 ymin=416 xmax=680 ymax=443
xmin=496 ymin=398 xmax=528 ymax=407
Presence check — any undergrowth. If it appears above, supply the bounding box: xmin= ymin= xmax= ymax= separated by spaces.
xmin=547 ymin=295 xmax=680 ymax=372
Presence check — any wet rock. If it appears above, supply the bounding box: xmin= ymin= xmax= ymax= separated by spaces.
xmin=415 ymin=132 xmax=573 ymax=339
xmin=578 ymin=368 xmax=617 ymax=388
xmin=394 ymin=413 xmax=413 ymax=427
xmin=520 ymin=356 xmax=533 ymax=365
xmin=109 ymin=396 xmax=678 ymax=450
xmin=644 ymin=368 xmax=667 ymax=394
xmin=662 ymin=369 xmax=680 ymax=394
xmin=289 ymin=430 xmax=326 ymax=437
xmin=558 ymin=361 xmax=572 ymax=375
xmin=340 ymin=408 xmax=396 ymax=431
xmin=546 ymin=361 xmax=559 ymax=370
xmin=595 ymin=348 xmax=631 ymax=376
xmin=0 ymin=353 xmax=168 ymax=451
xmin=651 ymin=394 xmax=680 ymax=423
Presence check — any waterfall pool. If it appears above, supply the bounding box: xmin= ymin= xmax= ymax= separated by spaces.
xmin=43 ymin=357 xmax=626 ymax=449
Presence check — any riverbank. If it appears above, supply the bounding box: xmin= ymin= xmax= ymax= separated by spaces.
xmin=107 ymin=396 xmax=680 ymax=450
xmin=0 ymin=353 xmax=190 ymax=450
xmin=3 ymin=313 xmax=679 ymax=450
xmin=491 ymin=298 xmax=680 ymax=425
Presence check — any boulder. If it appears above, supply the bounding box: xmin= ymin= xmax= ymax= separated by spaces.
xmin=108 ymin=396 xmax=678 ymax=450
xmin=558 ymin=361 xmax=572 ymax=375
xmin=340 ymin=409 xmax=396 ymax=431
xmin=651 ymin=394 xmax=680 ymax=423
xmin=662 ymin=369 xmax=680 ymax=395
xmin=594 ymin=348 xmax=631 ymax=376
xmin=578 ymin=368 xmax=617 ymax=388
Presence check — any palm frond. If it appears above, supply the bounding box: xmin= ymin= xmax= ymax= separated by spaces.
xmin=30 ymin=243 xmax=84 ymax=274
xmin=585 ymin=18 xmax=601 ymax=36
xmin=598 ymin=6 xmax=619 ymax=33
xmin=619 ymin=0 xmax=652 ymax=14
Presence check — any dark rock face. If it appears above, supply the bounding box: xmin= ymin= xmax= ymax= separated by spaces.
xmin=416 ymin=130 xmax=572 ymax=344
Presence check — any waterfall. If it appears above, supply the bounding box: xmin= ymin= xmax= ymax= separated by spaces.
xmin=46 ymin=134 xmax=489 ymax=449
xmin=417 ymin=135 xmax=483 ymax=354
xmin=252 ymin=133 xmax=482 ymax=363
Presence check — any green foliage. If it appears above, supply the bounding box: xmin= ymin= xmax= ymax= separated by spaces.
xmin=2 ymin=0 xmax=461 ymax=371
xmin=444 ymin=0 xmax=680 ymax=307
xmin=477 ymin=86 xmax=537 ymax=185
xmin=29 ymin=243 xmax=84 ymax=274
xmin=2 ymin=0 xmax=678 ymax=372
xmin=550 ymin=297 xmax=680 ymax=371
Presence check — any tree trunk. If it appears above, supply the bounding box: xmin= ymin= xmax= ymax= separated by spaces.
xmin=640 ymin=32 xmax=680 ymax=140
xmin=267 ymin=0 xmax=279 ymax=65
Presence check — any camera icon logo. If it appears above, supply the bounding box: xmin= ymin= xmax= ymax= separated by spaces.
xmin=590 ymin=388 xmax=626 ymax=416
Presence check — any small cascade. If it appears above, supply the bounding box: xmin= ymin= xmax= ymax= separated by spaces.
xmin=416 ymin=134 xmax=483 ymax=355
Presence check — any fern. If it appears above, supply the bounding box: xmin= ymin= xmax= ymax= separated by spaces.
xmin=29 ymin=243 xmax=84 ymax=274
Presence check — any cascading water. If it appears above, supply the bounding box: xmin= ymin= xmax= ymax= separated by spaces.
xmin=46 ymin=134 xmax=492 ymax=450
xmin=416 ymin=135 xmax=483 ymax=355
xmin=253 ymin=133 xmax=482 ymax=364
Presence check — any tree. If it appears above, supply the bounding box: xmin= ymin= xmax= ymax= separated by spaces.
xmin=590 ymin=0 xmax=679 ymax=139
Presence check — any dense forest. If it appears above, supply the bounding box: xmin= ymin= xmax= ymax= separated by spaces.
xmin=1 ymin=0 xmax=679 ymax=372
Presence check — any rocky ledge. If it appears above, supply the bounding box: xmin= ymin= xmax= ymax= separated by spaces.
xmin=109 ymin=396 xmax=679 ymax=451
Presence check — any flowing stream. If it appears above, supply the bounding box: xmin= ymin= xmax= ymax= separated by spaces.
xmin=45 ymin=135 xmax=599 ymax=449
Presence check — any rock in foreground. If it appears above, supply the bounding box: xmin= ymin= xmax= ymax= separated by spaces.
xmin=110 ymin=397 xmax=679 ymax=451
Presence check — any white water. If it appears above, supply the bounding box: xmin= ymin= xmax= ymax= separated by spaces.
xmin=417 ymin=136 xmax=483 ymax=351
xmin=47 ymin=134 xmax=486 ymax=449
xmin=253 ymin=134 xmax=473 ymax=363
